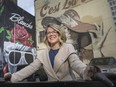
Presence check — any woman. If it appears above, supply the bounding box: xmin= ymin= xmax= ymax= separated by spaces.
xmin=4 ymin=17 xmax=114 ymax=87
xmin=4 ymin=16 xmax=87 ymax=82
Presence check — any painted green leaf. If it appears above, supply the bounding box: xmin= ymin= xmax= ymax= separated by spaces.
xmin=6 ymin=30 xmax=11 ymax=40
xmin=6 ymin=36 xmax=11 ymax=40
xmin=6 ymin=30 xmax=11 ymax=36
xmin=28 ymin=38 xmax=34 ymax=43
xmin=0 ymin=6 xmax=4 ymax=14
xmin=0 ymin=27 xmax=4 ymax=33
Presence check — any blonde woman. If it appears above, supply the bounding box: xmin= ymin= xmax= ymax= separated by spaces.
xmin=4 ymin=17 xmax=114 ymax=87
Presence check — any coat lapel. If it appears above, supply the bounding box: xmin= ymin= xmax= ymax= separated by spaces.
xmin=43 ymin=49 xmax=59 ymax=80
xmin=53 ymin=44 xmax=69 ymax=73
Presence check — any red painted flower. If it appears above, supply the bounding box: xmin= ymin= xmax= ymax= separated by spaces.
xmin=10 ymin=24 xmax=33 ymax=47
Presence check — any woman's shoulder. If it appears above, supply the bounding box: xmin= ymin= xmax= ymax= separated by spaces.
xmin=62 ymin=43 xmax=75 ymax=51
xmin=61 ymin=43 xmax=76 ymax=54
xmin=37 ymin=48 xmax=47 ymax=55
xmin=62 ymin=43 xmax=74 ymax=48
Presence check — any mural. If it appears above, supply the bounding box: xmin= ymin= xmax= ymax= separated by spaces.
xmin=36 ymin=0 xmax=116 ymax=64
xmin=0 ymin=0 xmax=36 ymax=76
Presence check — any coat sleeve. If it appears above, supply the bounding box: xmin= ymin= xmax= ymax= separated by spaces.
xmin=68 ymin=53 xmax=86 ymax=77
xmin=11 ymin=58 xmax=42 ymax=83
xmin=67 ymin=44 xmax=87 ymax=78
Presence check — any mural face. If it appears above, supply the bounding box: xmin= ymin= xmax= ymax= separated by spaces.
xmin=56 ymin=9 xmax=112 ymax=61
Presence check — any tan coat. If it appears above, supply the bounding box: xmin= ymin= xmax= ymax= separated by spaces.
xmin=11 ymin=43 xmax=86 ymax=82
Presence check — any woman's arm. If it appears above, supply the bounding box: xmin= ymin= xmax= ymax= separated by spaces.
xmin=11 ymin=58 xmax=42 ymax=83
xmin=68 ymin=53 xmax=86 ymax=78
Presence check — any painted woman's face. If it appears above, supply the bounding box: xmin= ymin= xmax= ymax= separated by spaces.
xmin=47 ymin=27 xmax=59 ymax=46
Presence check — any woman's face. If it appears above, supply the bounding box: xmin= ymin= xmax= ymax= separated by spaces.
xmin=46 ymin=27 xmax=60 ymax=46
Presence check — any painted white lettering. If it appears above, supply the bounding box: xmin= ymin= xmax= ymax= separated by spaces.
xmin=9 ymin=13 xmax=33 ymax=29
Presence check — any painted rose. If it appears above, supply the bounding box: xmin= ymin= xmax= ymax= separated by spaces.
xmin=10 ymin=24 xmax=33 ymax=47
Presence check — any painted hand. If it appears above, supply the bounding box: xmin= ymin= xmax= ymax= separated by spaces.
xmin=88 ymin=23 xmax=111 ymax=58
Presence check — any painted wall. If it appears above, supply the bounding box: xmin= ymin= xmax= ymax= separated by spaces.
xmin=35 ymin=0 xmax=116 ymax=64
xmin=0 ymin=0 xmax=36 ymax=76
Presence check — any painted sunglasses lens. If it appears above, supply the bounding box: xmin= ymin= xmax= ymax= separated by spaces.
xmin=9 ymin=51 xmax=35 ymax=65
